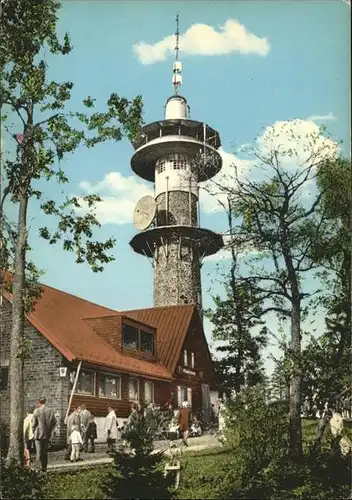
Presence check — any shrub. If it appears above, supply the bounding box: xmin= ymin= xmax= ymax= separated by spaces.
xmin=223 ymin=385 xmax=288 ymax=486
xmin=0 ymin=421 xmax=9 ymax=459
xmin=0 ymin=462 xmax=47 ymax=499
xmin=103 ymin=411 xmax=173 ymax=499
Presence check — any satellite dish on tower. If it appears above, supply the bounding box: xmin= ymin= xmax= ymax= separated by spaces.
xmin=133 ymin=195 xmax=156 ymax=231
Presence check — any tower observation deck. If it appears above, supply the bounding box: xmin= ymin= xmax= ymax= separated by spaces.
xmin=129 ymin=18 xmax=223 ymax=307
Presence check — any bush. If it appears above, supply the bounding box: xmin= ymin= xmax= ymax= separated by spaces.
xmin=248 ymin=443 xmax=351 ymax=499
xmin=0 ymin=421 xmax=9 ymax=459
xmin=103 ymin=411 xmax=173 ymax=499
xmin=0 ymin=462 xmax=47 ymax=499
xmin=223 ymin=385 xmax=288 ymax=486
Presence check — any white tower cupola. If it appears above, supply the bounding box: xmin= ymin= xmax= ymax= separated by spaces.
xmin=130 ymin=15 xmax=224 ymax=307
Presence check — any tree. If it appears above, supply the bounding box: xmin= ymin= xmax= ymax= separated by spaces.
xmin=104 ymin=412 xmax=172 ymax=499
xmin=207 ymin=122 xmax=338 ymax=457
xmin=208 ymin=278 xmax=267 ymax=397
xmin=205 ymin=195 xmax=267 ymax=397
xmin=0 ymin=0 xmax=143 ymax=465
xmin=300 ymin=158 xmax=351 ymax=410
xmin=270 ymin=357 xmax=290 ymax=402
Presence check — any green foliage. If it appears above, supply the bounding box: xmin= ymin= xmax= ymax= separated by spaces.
xmin=206 ymin=247 xmax=267 ymax=395
xmin=104 ymin=412 xmax=172 ymax=499
xmin=247 ymin=442 xmax=351 ymax=499
xmin=223 ymin=386 xmax=288 ymax=485
xmin=43 ymin=466 xmax=112 ymax=499
xmin=176 ymin=449 xmax=237 ymax=500
xmin=0 ymin=462 xmax=47 ymax=499
xmin=0 ymin=0 xmax=144 ymax=281
xmin=0 ymin=421 xmax=9 ymax=458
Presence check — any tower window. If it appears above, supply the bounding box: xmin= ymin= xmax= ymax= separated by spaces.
xmin=172 ymin=159 xmax=187 ymax=170
xmin=156 ymin=161 xmax=166 ymax=174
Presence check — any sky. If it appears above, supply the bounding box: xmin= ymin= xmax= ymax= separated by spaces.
xmin=3 ymin=0 xmax=351 ymax=374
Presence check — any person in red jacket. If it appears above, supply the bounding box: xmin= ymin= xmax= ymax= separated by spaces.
xmin=178 ymin=401 xmax=190 ymax=446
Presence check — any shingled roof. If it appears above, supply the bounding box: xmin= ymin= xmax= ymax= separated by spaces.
xmin=124 ymin=305 xmax=196 ymax=373
xmin=1 ymin=274 xmax=199 ymax=381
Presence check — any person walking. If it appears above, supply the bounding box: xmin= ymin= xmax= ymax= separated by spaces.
xmin=343 ymin=396 xmax=351 ymax=419
xmin=23 ymin=407 xmax=35 ymax=455
xmin=80 ymin=404 xmax=91 ymax=452
xmin=105 ymin=406 xmax=118 ymax=453
xmin=65 ymin=405 xmax=81 ymax=460
xmin=85 ymin=415 xmax=98 ymax=453
xmin=32 ymin=397 xmax=56 ymax=472
xmin=178 ymin=401 xmax=190 ymax=446
xmin=69 ymin=424 xmax=83 ymax=462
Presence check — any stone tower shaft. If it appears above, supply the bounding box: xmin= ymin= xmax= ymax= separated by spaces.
xmin=129 ymin=94 xmax=224 ymax=307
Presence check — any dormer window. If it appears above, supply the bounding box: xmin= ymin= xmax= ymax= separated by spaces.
xmin=122 ymin=322 xmax=155 ymax=355
xmin=140 ymin=330 xmax=154 ymax=354
xmin=122 ymin=324 xmax=138 ymax=350
xmin=184 ymin=349 xmax=188 ymax=366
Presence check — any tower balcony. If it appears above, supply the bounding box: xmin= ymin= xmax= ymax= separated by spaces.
xmin=131 ymin=119 xmax=222 ymax=183
xmin=129 ymin=225 xmax=224 ymax=259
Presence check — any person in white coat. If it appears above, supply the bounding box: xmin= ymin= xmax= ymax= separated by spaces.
xmin=69 ymin=424 xmax=83 ymax=462
xmin=105 ymin=406 xmax=118 ymax=453
xmin=218 ymin=400 xmax=227 ymax=443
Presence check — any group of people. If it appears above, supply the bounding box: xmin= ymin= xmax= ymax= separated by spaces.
xmin=65 ymin=404 xmax=97 ymax=462
xmin=22 ymin=396 xmax=226 ymax=471
xmin=302 ymin=395 xmax=351 ymax=420
xmin=23 ymin=397 xmax=56 ymax=472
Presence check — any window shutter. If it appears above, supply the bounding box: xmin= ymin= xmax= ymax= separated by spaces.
xmin=184 ymin=349 xmax=188 ymax=366
xmin=177 ymin=386 xmax=182 ymax=407
xmin=187 ymin=387 xmax=192 ymax=407
xmin=191 ymin=352 xmax=195 ymax=368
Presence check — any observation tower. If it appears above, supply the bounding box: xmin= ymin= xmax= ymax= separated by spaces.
xmin=130 ymin=16 xmax=223 ymax=307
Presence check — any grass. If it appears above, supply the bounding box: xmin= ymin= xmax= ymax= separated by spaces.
xmin=43 ymin=419 xmax=352 ymax=500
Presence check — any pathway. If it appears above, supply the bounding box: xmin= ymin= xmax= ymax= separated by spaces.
xmin=46 ymin=433 xmax=220 ymax=472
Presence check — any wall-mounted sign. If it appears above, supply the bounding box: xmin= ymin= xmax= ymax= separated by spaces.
xmin=179 ymin=366 xmax=196 ymax=376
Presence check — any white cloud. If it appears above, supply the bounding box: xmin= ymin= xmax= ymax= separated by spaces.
xmin=308 ymin=112 xmax=336 ymax=122
xmin=77 ymin=119 xmax=339 ymax=226
xmin=257 ymin=118 xmax=339 ymax=169
xmin=77 ymin=172 xmax=153 ymax=225
xmin=133 ymin=19 xmax=270 ymax=65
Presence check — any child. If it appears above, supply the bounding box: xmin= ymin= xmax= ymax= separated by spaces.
xmin=69 ymin=424 xmax=83 ymax=462
xmin=86 ymin=415 xmax=97 ymax=453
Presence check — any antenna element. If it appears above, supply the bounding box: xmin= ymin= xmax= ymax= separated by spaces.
xmin=172 ymin=14 xmax=182 ymax=94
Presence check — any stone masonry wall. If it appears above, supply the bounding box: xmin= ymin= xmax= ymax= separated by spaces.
xmin=156 ymin=191 xmax=198 ymax=226
xmin=154 ymin=241 xmax=202 ymax=306
xmin=0 ymin=298 xmax=70 ymax=446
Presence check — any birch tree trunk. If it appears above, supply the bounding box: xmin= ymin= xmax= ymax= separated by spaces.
xmin=5 ymin=192 xmax=28 ymax=465
xmin=289 ymin=299 xmax=303 ymax=458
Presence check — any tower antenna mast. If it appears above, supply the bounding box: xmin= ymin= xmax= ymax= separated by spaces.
xmin=175 ymin=14 xmax=180 ymax=62
xmin=173 ymin=14 xmax=182 ymax=94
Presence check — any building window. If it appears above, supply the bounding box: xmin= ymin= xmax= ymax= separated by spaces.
xmin=191 ymin=352 xmax=195 ymax=369
xmin=183 ymin=349 xmax=188 ymax=366
xmin=99 ymin=373 xmax=121 ymax=399
xmin=76 ymin=370 xmax=95 ymax=395
xmin=0 ymin=367 xmax=9 ymax=391
xmin=123 ymin=324 xmax=139 ymax=350
xmin=144 ymin=381 xmax=154 ymax=404
xmin=156 ymin=160 xmax=166 ymax=173
xmin=140 ymin=330 xmax=154 ymax=354
xmin=128 ymin=378 xmax=139 ymax=401
xmin=177 ymin=385 xmax=192 ymax=407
